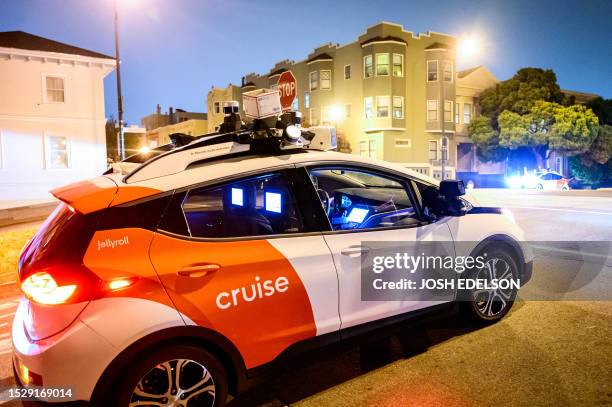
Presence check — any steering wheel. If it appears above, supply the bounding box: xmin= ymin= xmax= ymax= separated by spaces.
xmin=317 ymin=189 xmax=331 ymax=216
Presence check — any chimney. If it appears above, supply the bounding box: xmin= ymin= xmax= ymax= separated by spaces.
xmin=241 ymin=76 xmax=246 ymax=87
xmin=169 ymin=106 xmax=175 ymax=124
xmin=156 ymin=104 xmax=161 ymax=115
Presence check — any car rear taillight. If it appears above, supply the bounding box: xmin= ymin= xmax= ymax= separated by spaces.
xmin=20 ymin=264 xmax=140 ymax=306
xmin=21 ymin=272 xmax=77 ymax=305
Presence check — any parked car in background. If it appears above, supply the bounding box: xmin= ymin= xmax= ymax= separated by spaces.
xmin=506 ymin=171 xmax=570 ymax=190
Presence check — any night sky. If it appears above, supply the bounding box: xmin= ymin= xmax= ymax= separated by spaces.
xmin=1 ymin=0 xmax=611 ymax=124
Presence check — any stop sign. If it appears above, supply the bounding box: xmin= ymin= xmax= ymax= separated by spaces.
xmin=277 ymin=71 xmax=297 ymax=111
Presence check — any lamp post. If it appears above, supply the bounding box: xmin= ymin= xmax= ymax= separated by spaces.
xmin=113 ymin=0 xmax=125 ymax=160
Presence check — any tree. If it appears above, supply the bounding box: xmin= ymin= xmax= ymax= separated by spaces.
xmin=467 ymin=116 xmax=509 ymax=162
xmin=586 ymin=97 xmax=612 ymax=126
xmin=105 ymin=116 xmax=118 ymax=162
xmin=470 ymin=101 xmax=599 ymax=168
xmin=479 ymin=67 xmax=567 ymax=126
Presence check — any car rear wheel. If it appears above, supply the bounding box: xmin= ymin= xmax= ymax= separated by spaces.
xmin=461 ymin=248 xmax=519 ymax=325
xmin=112 ymin=344 xmax=228 ymax=407
xmin=536 ymin=183 xmax=543 ymax=190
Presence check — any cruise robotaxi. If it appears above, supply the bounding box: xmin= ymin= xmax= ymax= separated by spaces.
xmin=13 ymin=106 xmax=533 ymax=406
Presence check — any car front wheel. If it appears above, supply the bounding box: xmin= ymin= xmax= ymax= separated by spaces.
xmin=111 ymin=344 xmax=228 ymax=407
xmin=461 ymin=248 xmax=519 ymax=325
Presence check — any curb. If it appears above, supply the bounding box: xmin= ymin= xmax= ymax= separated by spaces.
xmin=0 ymin=201 xmax=58 ymax=228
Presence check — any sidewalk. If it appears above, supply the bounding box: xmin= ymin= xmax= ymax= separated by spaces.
xmin=0 ymin=198 xmax=58 ymax=228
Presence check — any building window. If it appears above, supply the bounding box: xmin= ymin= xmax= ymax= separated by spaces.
xmin=395 ymin=138 xmax=411 ymax=148
xmin=309 ymin=71 xmax=319 ymax=91
xmin=428 ymin=140 xmax=438 ymax=161
xmin=320 ymin=70 xmax=331 ymax=90
xmin=310 ymin=107 xmax=319 ymax=126
xmin=464 ymin=103 xmax=472 ymax=124
xmin=376 ymin=96 xmax=390 ymax=118
xmin=364 ymin=97 xmax=373 ymax=118
xmin=360 ymin=140 xmax=377 ymax=158
xmin=444 ymin=100 xmax=453 ymax=122
xmin=345 ymin=104 xmax=351 ymax=118
xmin=427 ymin=100 xmax=438 ymax=121
xmin=344 ymin=65 xmax=351 ymax=80
xmin=359 ymin=140 xmax=368 ymax=156
xmin=45 ymin=135 xmax=69 ymax=169
xmin=393 ymin=96 xmax=404 ymax=119
xmin=304 ymin=92 xmax=310 ymax=109
xmin=455 ymin=102 xmax=460 ymax=123
xmin=376 ymin=53 xmax=389 ymax=76
xmin=44 ymin=75 xmax=65 ymax=103
xmin=292 ymin=97 xmax=298 ymax=111
xmin=369 ymin=140 xmax=377 ymax=158
xmin=443 ymin=60 xmax=453 ymax=82
xmin=392 ymin=53 xmax=404 ymax=77
xmin=364 ymin=55 xmax=373 ymax=78
xmin=0 ymin=131 xmax=3 ymax=169
xmin=427 ymin=60 xmax=438 ymax=82
xmin=213 ymin=102 xmax=221 ymax=114
xmin=322 ymin=106 xmax=332 ymax=125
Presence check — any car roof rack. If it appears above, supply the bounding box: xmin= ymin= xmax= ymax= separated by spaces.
xmin=124 ymin=110 xmax=337 ymax=184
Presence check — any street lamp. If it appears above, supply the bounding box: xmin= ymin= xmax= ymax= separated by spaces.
xmin=113 ymin=0 xmax=125 ymax=160
xmin=440 ymin=34 xmax=482 ymax=180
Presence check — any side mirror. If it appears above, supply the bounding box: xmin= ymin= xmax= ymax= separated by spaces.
xmin=439 ymin=180 xmax=465 ymax=198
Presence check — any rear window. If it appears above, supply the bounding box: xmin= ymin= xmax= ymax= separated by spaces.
xmin=18 ymin=203 xmax=86 ymax=275
xmin=182 ymin=173 xmax=305 ymax=238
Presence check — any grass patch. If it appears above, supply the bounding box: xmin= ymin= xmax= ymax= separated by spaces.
xmin=0 ymin=228 xmax=37 ymax=283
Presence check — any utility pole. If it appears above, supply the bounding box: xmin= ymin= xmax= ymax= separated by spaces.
xmin=113 ymin=0 xmax=125 ymax=160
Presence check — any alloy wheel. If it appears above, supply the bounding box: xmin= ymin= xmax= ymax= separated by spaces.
xmin=472 ymin=257 xmax=516 ymax=318
xmin=129 ymin=358 xmax=216 ymax=407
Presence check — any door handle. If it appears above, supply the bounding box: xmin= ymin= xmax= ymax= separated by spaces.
xmin=340 ymin=245 xmax=371 ymax=257
xmin=177 ymin=263 xmax=220 ymax=278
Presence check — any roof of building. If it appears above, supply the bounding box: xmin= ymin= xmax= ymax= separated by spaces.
xmin=425 ymin=41 xmax=454 ymax=50
xmin=306 ymin=53 xmax=333 ymax=63
xmin=457 ymin=65 xmax=483 ymax=78
xmin=268 ymin=68 xmax=287 ymax=77
xmin=360 ymin=35 xmax=407 ymax=46
xmin=561 ymin=89 xmax=600 ymax=104
xmin=0 ymin=31 xmax=113 ymax=59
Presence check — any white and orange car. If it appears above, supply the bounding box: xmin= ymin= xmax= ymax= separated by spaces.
xmin=12 ymin=122 xmax=533 ymax=406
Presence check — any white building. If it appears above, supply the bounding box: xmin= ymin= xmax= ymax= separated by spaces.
xmin=0 ymin=31 xmax=115 ymax=200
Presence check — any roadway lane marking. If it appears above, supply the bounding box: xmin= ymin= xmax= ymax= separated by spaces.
xmin=510 ymin=206 xmax=612 ymax=216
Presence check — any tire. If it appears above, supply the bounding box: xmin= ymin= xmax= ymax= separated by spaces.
xmin=536 ymin=183 xmax=543 ymax=190
xmin=110 ymin=344 xmax=228 ymax=407
xmin=460 ymin=248 xmax=519 ymax=326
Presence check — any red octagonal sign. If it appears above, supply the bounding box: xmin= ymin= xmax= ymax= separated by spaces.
xmin=277 ymin=71 xmax=297 ymax=111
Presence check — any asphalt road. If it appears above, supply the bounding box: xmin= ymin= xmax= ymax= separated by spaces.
xmin=0 ymin=189 xmax=610 ymax=406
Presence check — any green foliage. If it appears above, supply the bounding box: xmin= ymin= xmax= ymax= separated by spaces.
xmin=548 ymin=104 xmax=600 ymax=156
xmin=568 ymin=155 xmax=611 ymax=184
xmin=586 ymin=97 xmax=612 ymax=125
xmin=467 ymin=116 xmax=508 ymax=162
xmin=479 ymin=68 xmax=566 ymax=126
xmin=580 ymin=125 xmax=612 ymax=165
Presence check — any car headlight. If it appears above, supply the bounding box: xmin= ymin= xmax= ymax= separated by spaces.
xmin=501 ymin=208 xmax=516 ymax=224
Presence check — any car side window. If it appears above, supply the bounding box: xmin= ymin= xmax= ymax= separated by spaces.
xmin=308 ymin=167 xmax=419 ymax=231
xmin=550 ymin=173 xmax=562 ymax=180
xmin=182 ymin=172 xmax=305 ymax=238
